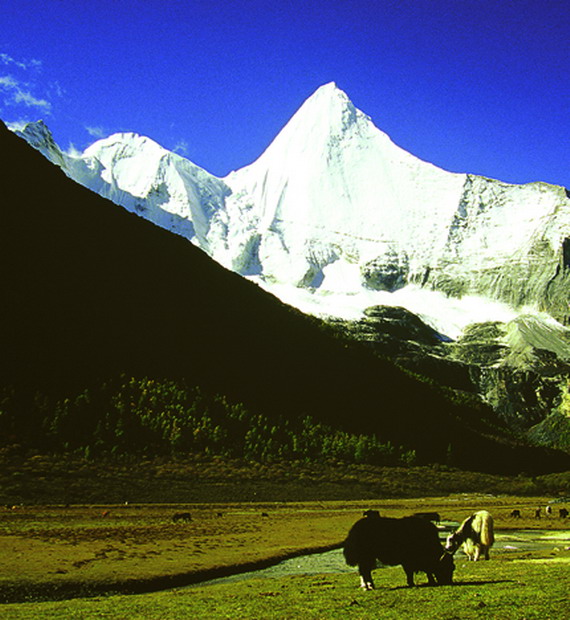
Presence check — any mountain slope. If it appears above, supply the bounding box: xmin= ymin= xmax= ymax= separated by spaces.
xmin=2 ymin=120 xmax=568 ymax=473
xmin=16 ymin=83 xmax=569 ymax=332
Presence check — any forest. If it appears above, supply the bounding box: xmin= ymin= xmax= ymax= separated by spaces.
xmin=0 ymin=376 xmax=416 ymax=466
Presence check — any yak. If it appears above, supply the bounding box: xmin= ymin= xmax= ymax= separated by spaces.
xmin=343 ymin=512 xmax=454 ymax=589
xmin=172 ymin=512 xmax=192 ymax=523
xmin=445 ymin=510 xmax=494 ymax=561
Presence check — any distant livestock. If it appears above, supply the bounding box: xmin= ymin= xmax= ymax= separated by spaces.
xmin=560 ymin=508 xmax=569 ymax=519
xmin=534 ymin=508 xmax=541 ymax=519
xmin=172 ymin=512 xmax=192 ymax=523
xmin=445 ymin=510 xmax=495 ymax=561
xmin=412 ymin=512 xmax=441 ymax=523
xmin=510 ymin=509 xmax=521 ymax=518
xmin=363 ymin=509 xmax=380 ymax=518
xmin=545 ymin=505 xmax=552 ymax=517
xmin=343 ymin=512 xmax=454 ymax=589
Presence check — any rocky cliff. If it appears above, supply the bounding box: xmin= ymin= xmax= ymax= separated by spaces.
xmin=332 ymin=306 xmax=570 ymax=453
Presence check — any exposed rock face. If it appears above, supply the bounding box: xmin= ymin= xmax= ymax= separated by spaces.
xmin=331 ymin=307 xmax=478 ymax=394
xmin=15 ymin=120 xmax=65 ymax=167
xmin=419 ymin=176 xmax=570 ymax=326
xmin=332 ymin=306 xmax=570 ymax=452
xmin=362 ymin=248 xmax=410 ymax=292
xmin=527 ymin=398 xmax=570 ymax=453
xmin=451 ymin=319 xmax=570 ymax=434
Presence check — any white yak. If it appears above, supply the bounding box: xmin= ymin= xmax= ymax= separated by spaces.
xmin=445 ymin=510 xmax=494 ymax=561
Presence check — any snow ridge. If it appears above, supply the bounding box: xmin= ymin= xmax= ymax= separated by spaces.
xmin=12 ymin=83 xmax=570 ymax=337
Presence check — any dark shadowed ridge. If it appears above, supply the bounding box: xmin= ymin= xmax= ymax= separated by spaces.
xmin=1 ymin=121 xmax=568 ymax=474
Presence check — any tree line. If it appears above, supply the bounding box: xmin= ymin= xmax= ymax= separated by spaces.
xmin=0 ymin=375 xmax=416 ymax=466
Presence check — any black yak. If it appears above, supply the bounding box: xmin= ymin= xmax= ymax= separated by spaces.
xmin=172 ymin=512 xmax=192 ymax=522
xmin=343 ymin=512 xmax=454 ymax=589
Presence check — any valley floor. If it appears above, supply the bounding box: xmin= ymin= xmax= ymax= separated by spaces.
xmin=1 ymin=495 xmax=568 ymax=606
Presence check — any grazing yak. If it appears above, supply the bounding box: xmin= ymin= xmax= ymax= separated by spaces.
xmin=172 ymin=512 xmax=192 ymax=523
xmin=343 ymin=512 xmax=455 ymax=589
xmin=445 ymin=510 xmax=494 ymax=561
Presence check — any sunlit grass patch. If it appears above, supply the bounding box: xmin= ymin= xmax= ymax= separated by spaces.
xmin=2 ymin=553 xmax=570 ymax=619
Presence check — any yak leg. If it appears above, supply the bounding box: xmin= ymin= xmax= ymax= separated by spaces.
xmin=425 ymin=571 xmax=437 ymax=586
xmin=358 ymin=561 xmax=375 ymax=590
xmin=403 ymin=565 xmax=415 ymax=587
xmin=483 ymin=545 xmax=490 ymax=560
xmin=473 ymin=546 xmax=481 ymax=562
xmin=463 ymin=540 xmax=476 ymax=561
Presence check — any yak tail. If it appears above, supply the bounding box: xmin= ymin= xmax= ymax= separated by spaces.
xmin=479 ymin=512 xmax=495 ymax=547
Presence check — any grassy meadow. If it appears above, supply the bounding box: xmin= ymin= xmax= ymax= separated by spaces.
xmin=4 ymin=556 xmax=567 ymax=620
xmin=1 ymin=493 xmax=569 ymax=618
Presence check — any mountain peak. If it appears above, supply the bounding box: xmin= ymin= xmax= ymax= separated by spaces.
xmin=310 ymin=81 xmax=347 ymax=99
xmin=16 ymin=120 xmax=53 ymax=148
xmin=83 ymin=131 xmax=160 ymax=156
xmin=295 ymin=81 xmax=358 ymax=127
xmin=234 ymin=82 xmax=366 ymax=178
xmin=14 ymin=120 xmax=65 ymax=166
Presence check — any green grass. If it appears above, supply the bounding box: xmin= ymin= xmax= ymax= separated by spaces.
xmin=2 ymin=553 xmax=569 ymax=619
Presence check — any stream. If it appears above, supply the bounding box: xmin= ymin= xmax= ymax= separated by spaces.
xmin=193 ymin=528 xmax=570 ymax=588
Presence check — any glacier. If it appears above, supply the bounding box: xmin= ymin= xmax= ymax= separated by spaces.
xmin=11 ymin=82 xmax=570 ymax=343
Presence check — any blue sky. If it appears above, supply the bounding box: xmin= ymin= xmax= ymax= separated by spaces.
xmin=1 ymin=0 xmax=568 ymax=186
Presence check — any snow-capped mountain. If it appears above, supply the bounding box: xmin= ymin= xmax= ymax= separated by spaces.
xmin=224 ymin=83 xmax=467 ymax=287
xmin=7 ymin=118 xmax=570 ymax=471
xmin=13 ymin=83 xmax=570 ymax=340
xmin=15 ymin=120 xmax=231 ymax=247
